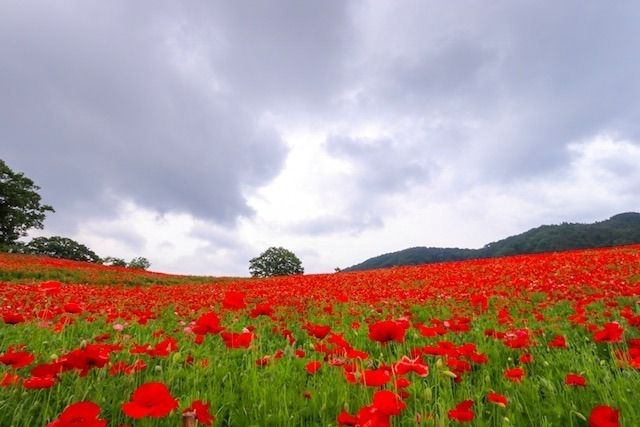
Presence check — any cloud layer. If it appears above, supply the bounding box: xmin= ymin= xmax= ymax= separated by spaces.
xmin=2 ymin=1 xmax=639 ymax=275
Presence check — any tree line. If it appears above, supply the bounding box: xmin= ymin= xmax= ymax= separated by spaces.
xmin=344 ymin=212 xmax=640 ymax=271
xmin=0 ymin=159 xmax=150 ymax=269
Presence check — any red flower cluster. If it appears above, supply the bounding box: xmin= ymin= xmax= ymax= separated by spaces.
xmin=122 ymin=382 xmax=178 ymax=419
xmin=47 ymin=401 xmax=106 ymax=427
xmin=338 ymin=390 xmax=406 ymax=426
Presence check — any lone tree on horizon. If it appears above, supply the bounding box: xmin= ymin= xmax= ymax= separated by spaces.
xmin=249 ymin=247 xmax=304 ymax=278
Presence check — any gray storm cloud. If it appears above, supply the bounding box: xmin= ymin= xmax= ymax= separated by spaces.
xmin=1 ymin=1 xmax=330 ymax=231
xmin=2 ymin=1 xmax=639 ymax=269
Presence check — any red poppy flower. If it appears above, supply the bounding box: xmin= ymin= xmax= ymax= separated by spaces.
xmin=337 ymin=411 xmax=359 ymax=426
xmin=487 ymin=392 xmax=508 ymax=407
xmin=130 ymin=344 xmax=152 ymax=355
xmin=221 ymin=331 xmax=254 ymax=349
xmin=501 ymin=329 xmax=530 ymax=349
xmin=63 ymin=302 xmax=83 ymax=314
xmin=519 ymin=353 xmax=534 ymax=364
xmin=393 ymin=356 xmax=429 ymax=377
xmin=355 ymin=405 xmax=391 ymax=426
xmin=149 ymin=337 xmax=179 ymax=357
xmin=549 ymin=335 xmax=568 ymax=348
xmin=183 ymin=400 xmax=214 ymax=426
xmin=589 ymin=405 xmax=619 ymax=427
xmin=345 ymin=367 xmax=392 ymax=387
xmin=448 ymin=400 xmax=474 ymax=423
xmin=222 ymin=291 xmax=246 ymax=310
xmin=2 ymin=312 xmax=25 ymax=324
xmin=46 ymin=401 xmax=106 ymax=427
xmin=0 ymin=372 xmax=20 ymax=387
xmin=250 ymin=303 xmax=274 ymax=318
xmin=122 ymin=382 xmax=178 ymax=419
xmin=372 ymin=390 xmax=406 ymax=416
xmin=593 ymin=322 xmax=624 ymax=343
xmin=368 ymin=320 xmax=407 ymax=344
xmin=504 ymin=367 xmax=525 ymax=383
xmin=416 ymin=323 xmax=447 ymax=337
xmin=565 ymin=373 xmax=587 ymax=387
xmin=109 ymin=359 xmax=147 ymax=376
xmin=305 ymin=323 xmax=332 ymax=339
xmin=256 ymin=356 xmax=271 ymax=367
xmin=23 ymin=375 xmax=56 ymax=389
xmin=0 ymin=347 xmax=35 ymax=369
xmin=395 ymin=377 xmax=411 ymax=389
xmin=63 ymin=344 xmax=112 ymax=376
xmin=306 ymin=361 xmax=322 ymax=375
xmin=192 ymin=312 xmax=224 ymax=335
xmin=30 ymin=361 xmax=65 ymax=378
xmin=470 ymin=294 xmax=489 ymax=311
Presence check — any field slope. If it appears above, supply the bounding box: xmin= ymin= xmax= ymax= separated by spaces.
xmin=1 ymin=246 xmax=640 ymax=426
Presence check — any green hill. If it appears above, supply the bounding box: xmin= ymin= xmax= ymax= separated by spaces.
xmin=344 ymin=212 xmax=640 ymax=271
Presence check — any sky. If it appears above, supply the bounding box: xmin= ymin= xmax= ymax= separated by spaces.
xmin=2 ymin=1 xmax=640 ymax=276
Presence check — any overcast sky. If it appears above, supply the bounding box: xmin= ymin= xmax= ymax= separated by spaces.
xmin=2 ymin=1 xmax=639 ymax=276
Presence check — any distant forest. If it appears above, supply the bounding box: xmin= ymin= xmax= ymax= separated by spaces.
xmin=344 ymin=212 xmax=640 ymax=271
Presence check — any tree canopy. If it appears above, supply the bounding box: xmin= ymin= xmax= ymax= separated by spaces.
xmin=0 ymin=159 xmax=54 ymax=245
xmin=103 ymin=256 xmax=127 ymax=267
xmin=249 ymin=247 xmax=304 ymax=278
xmin=128 ymin=257 xmax=151 ymax=270
xmin=23 ymin=236 xmax=101 ymax=263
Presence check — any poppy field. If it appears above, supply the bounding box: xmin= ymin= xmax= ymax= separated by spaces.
xmin=1 ymin=246 xmax=640 ymax=426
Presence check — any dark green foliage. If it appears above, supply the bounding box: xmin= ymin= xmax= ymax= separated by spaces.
xmin=128 ymin=256 xmax=151 ymax=270
xmin=249 ymin=246 xmax=304 ymax=277
xmin=345 ymin=212 xmax=640 ymax=271
xmin=345 ymin=247 xmax=476 ymax=271
xmin=103 ymin=256 xmax=127 ymax=267
xmin=0 ymin=240 xmax=27 ymax=254
xmin=0 ymin=159 xmax=54 ymax=244
xmin=22 ymin=236 xmax=101 ymax=263
xmin=479 ymin=212 xmax=640 ymax=257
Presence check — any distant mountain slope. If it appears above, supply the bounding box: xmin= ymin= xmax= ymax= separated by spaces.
xmin=344 ymin=212 xmax=640 ymax=271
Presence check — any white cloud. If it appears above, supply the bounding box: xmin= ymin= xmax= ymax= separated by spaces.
xmin=8 ymin=2 xmax=640 ymax=276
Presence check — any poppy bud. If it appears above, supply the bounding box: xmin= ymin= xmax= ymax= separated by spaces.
xmin=441 ymin=370 xmax=457 ymax=378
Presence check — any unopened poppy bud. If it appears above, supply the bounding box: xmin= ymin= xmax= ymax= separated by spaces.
xmin=574 ymin=411 xmax=587 ymax=421
xmin=435 ymin=358 xmax=444 ymax=368
xmin=441 ymin=370 xmax=457 ymax=378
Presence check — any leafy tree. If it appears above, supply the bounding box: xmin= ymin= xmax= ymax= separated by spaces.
xmin=0 ymin=159 xmax=54 ymax=245
xmin=23 ymin=236 xmax=101 ymax=263
xmin=249 ymin=247 xmax=304 ymax=278
xmin=103 ymin=256 xmax=127 ymax=267
xmin=128 ymin=256 xmax=151 ymax=270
